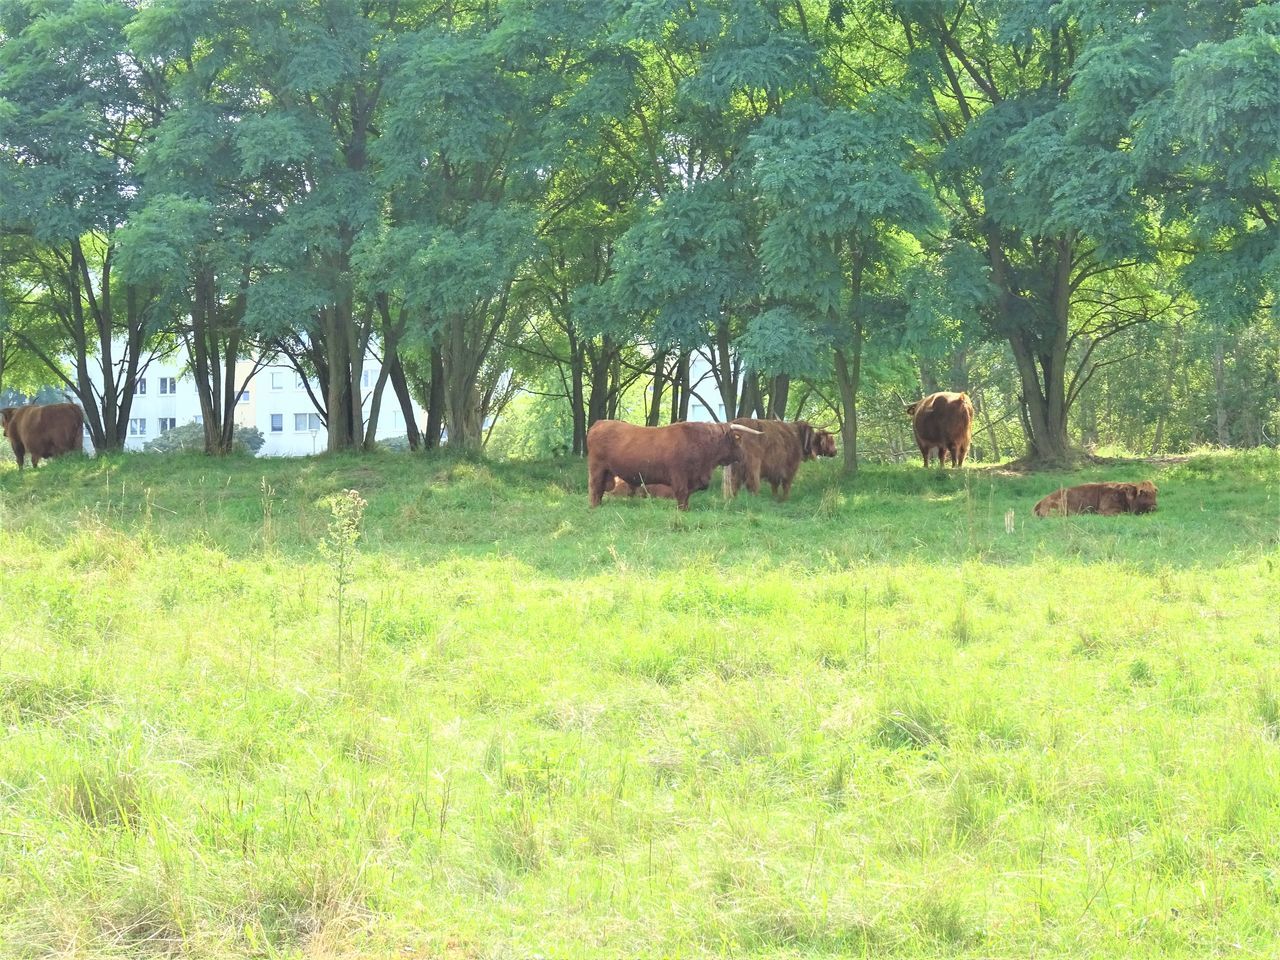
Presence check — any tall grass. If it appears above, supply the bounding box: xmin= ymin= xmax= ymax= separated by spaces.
xmin=0 ymin=446 xmax=1276 ymax=957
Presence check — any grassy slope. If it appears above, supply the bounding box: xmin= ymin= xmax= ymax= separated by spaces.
xmin=0 ymin=448 xmax=1276 ymax=958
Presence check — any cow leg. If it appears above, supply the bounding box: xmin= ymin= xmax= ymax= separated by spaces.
xmin=672 ymin=482 xmax=691 ymax=511
xmin=747 ymin=463 xmax=762 ymax=495
xmin=588 ymin=467 xmax=611 ymax=508
xmin=12 ymin=442 xmax=25 ymax=470
xmin=919 ymin=445 xmax=930 ymax=468
xmin=778 ymin=478 xmax=792 ymax=502
xmin=956 ymin=442 xmax=969 ymax=468
xmin=937 ymin=446 xmax=947 ymax=469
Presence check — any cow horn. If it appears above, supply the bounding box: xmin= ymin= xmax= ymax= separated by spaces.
xmin=728 ymin=423 xmax=763 ymax=435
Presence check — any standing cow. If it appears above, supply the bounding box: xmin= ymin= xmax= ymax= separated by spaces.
xmin=1 ymin=403 xmax=84 ymax=469
xmin=905 ymin=391 xmax=974 ymax=467
xmin=587 ymin=419 xmax=761 ymax=511
xmin=723 ymin=418 xmax=838 ymax=501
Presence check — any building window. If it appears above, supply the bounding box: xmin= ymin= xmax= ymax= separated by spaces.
xmin=159 ymin=377 xmax=176 ymax=395
xmin=294 ymin=413 xmax=323 ymax=432
xmin=136 ymin=378 xmax=146 ymax=395
xmin=237 ymin=389 xmax=250 ymax=404
xmin=271 ymin=372 xmax=285 ymax=390
xmin=361 ymin=369 xmax=371 ymax=387
xmin=193 ymin=415 xmax=203 ymax=425
xmin=270 ymin=414 xmax=283 ymax=432
xmin=158 ymin=417 xmax=176 ymax=433
xmin=128 ymin=418 xmax=147 ymax=436
xmin=295 ymin=373 xmax=307 ymax=390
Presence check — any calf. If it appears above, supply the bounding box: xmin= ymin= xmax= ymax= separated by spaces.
xmin=606 ymin=477 xmax=677 ymax=499
xmin=1033 ymin=481 xmax=1159 ymax=517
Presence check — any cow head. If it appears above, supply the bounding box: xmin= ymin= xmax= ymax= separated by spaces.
xmin=718 ymin=422 xmax=763 ymax=465
xmin=797 ymin=423 xmax=816 ymax=459
xmin=0 ymin=407 xmax=17 ymax=439
xmin=1126 ymin=480 xmax=1158 ymax=514
xmin=814 ymin=430 xmax=838 ymax=458
xmin=904 ymin=401 xmax=920 ymax=417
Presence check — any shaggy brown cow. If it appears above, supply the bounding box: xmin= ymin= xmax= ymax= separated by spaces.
xmin=1033 ymin=481 xmax=1159 ymax=517
xmin=723 ymin=418 xmax=838 ymax=501
xmin=1 ymin=403 xmax=84 ymax=469
xmin=587 ymin=419 xmax=761 ymax=510
xmin=605 ymin=477 xmax=677 ymax=499
xmin=906 ymin=391 xmax=974 ymax=467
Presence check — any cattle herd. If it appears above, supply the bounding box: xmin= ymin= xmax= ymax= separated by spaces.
xmin=589 ymin=390 xmax=1159 ymax=517
xmin=1 ymin=393 xmax=1158 ymax=518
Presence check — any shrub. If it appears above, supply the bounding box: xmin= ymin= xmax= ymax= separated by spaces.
xmin=144 ymin=421 xmax=265 ymax=455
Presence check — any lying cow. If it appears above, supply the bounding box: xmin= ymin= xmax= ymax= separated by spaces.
xmin=1033 ymin=481 xmax=1158 ymax=517
xmin=906 ymin=391 xmax=974 ymax=467
xmin=587 ymin=419 xmax=761 ymax=510
xmin=606 ymin=477 xmax=677 ymax=499
xmin=723 ymin=418 xmax=838 ymax=501
xmin=1 ymin=403 xmax=84 ymax=469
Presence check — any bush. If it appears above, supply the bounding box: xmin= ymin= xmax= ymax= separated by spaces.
xmin=144 ymin=421 xmax=265 ymax=455
xmin=376 ymin=434 xmax=411 ymax=452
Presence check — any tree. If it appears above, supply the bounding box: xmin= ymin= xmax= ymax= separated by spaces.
xmin=748 ymin=98 xmax=936 ymax=470
xmin=368 ymin=0 xmax=609 ymax=449
xmin=198 ymin=0 xmax=431 ymax=453
xmin=0 ymin=0 xmax=166 ymax=450
xmin=118 ymin=1 xmax=296 ymax=455
xmin=890 ymin=0 xmax=1187 ymax=462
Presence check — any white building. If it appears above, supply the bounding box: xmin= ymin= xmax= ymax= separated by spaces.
xmin=685 ymin=349 xmax=727 ymax=423
xmin=90 ymin=343 xmax=426 ymax=456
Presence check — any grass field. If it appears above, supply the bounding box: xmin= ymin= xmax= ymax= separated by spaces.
xmin=0 ymin=446 xmax=1277 ymax=958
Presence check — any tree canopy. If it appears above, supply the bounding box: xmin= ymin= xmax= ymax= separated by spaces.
xmin=1 ymin=0 xmax=1274 ymax=461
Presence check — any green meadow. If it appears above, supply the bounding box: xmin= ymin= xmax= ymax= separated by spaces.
xmin=0 ymin=448 xmax=1277 ymax=959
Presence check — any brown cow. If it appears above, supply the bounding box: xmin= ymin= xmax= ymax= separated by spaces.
xmin=906 ymin=391 xmax=974 ymax=467
xmin=1 ymin=403 xmax=84 ymax=469
xmin=723 ymin=418 xmax=838 ymax=501
xmin=587 ymin=419 xmax=761 ymax=510
xmin=1033 ymin=481 xmax=1158 ymax=517
xmin=605 ymin=477 xmax=677 ymax=499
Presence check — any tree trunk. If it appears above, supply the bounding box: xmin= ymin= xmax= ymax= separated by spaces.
xmin=670 ymin=352 xmax=690 ymax=422
xmin=978 ymin=390 xmax=1000 ymax=464
xmin=987 ymin=230 xmax=1074 ymax=463
xmin=424 ymin=345 xmax=445 ymax=449
xmin=768 ymin=374 xmax=790 ymax=419
xmin=1213 ymin=331 xmax=1229 ymax=446
xmin=586 ymin=335 xmax=613 ymax=428
xmin=321 ymin=302 xmax=357 ymax=452
xmin=834 ymin=334 xmax=861 ymax=473
xmin=569 ymin=334 xmax=586 ymax=454
xmin=919 ymin=360 xmax=940 ymax=395
xmin=646 ymin=350 xmax=668 ymax=426
xmin=738 ymin=370 xmax=761 ymax=423
xmin=712 ymin=322 xmax=737 ymax=420
xmin=386 ymin=347 xmax=421 ymax=451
